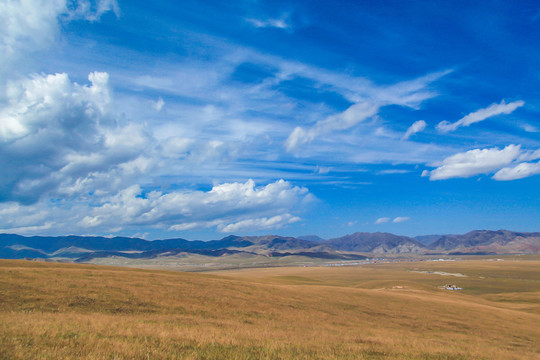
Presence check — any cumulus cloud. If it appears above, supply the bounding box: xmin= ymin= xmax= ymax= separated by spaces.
xmin=0 ymin=0 xmax=65 ymax=61
xmin=426 ymin=145 xmax=521 ymax=180
xmin=437 ymin=100 xmax=524 ymax=133
xmin=1 ymin=72 xmax=110 ymax=141
xmin=0 ymin=72 xmax=151 ymax=203
xmin=392 ymin=216 xmax=410 ymax=223
xmin=78 ymin=179 xmax=311 ymax=233
xmin=375 ymin=217 xmax=390 ymax=224
xmin=0 ymin=179 xmax=312 ymax=235
xmin=402 ymin=120 xmax=427 ymax=140
xmin=0 ymin=0 xmax=119 ymax=72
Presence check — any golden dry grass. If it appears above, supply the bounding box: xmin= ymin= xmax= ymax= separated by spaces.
xmin=1 ymin=258 xmax=539 ymax=359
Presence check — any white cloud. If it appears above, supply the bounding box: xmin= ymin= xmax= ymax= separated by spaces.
xmin=0 ymin=0 xmax=66 ymax=65
xmin=160 ymin=137 xmax=195 ymax=158
xmin=78 ymin=179 xmax=311 ymax=233
xmin=518 ymin=149 xmax=540 ymax=162
xmin=493 ymin=161 xmax=540 ymax=181
xmin=427 ymin=145 xmax=521 ymax=180
xmin=219 ymin=214 xmax=301 ymax=233
xmin=152 ymin=97 xmax=165 ymax=111
xmin=520 ymin=123 xmax=538 ymax=133
xmin=285 ymin=70 xmax=449 ymax=152
xmin=0 ymin=0 xmax=119 ymax=74
xmin=315 ymin=165 xmax=332 ymax=175
xmin=121 ymin=44 xmax=452 ymax=167
xmin=84 ymin=0 xmax=121 ymax=21
xmin=437 ymin=100 xmax=524 ymax=133
xmin=377 ymin=169 xmax=411 ymax=175
xmin=0 ymin=72 xmax=151 ymax=203
xmin=246 ymin=14 xmax=291 ymax=30
xmin=0 ymin=179 xmax=311 ymax=235
xmin=402 ymin=120 xmax=427 ymax=140
xmin=285 ymin=101 xmax=380 ymax=151
xmin=425 ymin=145 xmax=540 ymax=181
xmin=375 ymin=216 xmax=410 ymax=224
xmin=1 ymin=72 xmax=110 ymax=141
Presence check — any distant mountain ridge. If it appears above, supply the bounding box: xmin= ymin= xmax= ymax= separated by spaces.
xmin=426 ymin=230 xmax=540 ymax=255
xmin=326 ymin=232 xmax=425 ymax=254
xmin=1 ymin=229 xmax=539 ymax=262
xmin=297 ymin=235 xmax=326 ymax=242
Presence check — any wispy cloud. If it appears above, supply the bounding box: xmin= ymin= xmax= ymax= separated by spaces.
xmin=402 ymin=120 xmax=427 ymax=140
xmin=152 ymin=97 xmax=165 ymax=111
xmin=377 ymin=169 xmax=411 ymax=175
xmin=285 ymin=70 xmax=451 ymax=152
xmin=437 ymin=100 xmax=524 ymax=133
xmin=520 ymin=123 xmax=538 ymax=133
xmin=246 ymin=13 xmax=291 ymax=30
xmin=375 ymin=216 xmax=410 ymax=224
xmin=285 ymin=101 xmax=380 ymax=151
xmin=315 ymin=165 xmax=332 ymax=174
xmin=122 ymin=44 xmax=451 ymax=169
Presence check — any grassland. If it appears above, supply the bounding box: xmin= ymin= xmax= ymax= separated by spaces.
xmin=84 ymin=252 xmax=345 ymax=271
xmin=1 ymin=258 xmax=539 ymax=359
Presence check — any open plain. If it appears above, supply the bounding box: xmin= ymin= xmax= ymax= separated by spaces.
xmin=1 ymin=257 xmax=539 ymax=359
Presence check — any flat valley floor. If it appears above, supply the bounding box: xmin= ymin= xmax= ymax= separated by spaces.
xmin=1 ymin=257 xmax=539 ymax=359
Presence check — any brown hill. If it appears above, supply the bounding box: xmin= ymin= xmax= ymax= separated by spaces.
xmin=1 ymin=259 xmax=539 ymax=359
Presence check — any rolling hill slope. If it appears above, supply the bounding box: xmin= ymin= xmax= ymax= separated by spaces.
xmin=1 ymin=259 xmax=539 ymax=359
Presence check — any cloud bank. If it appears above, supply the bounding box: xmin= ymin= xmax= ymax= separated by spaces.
xmin=0 ymin=179 xmax=313 ymax=235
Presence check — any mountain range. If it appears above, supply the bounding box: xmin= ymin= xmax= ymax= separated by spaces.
xmin=1 ymin=230 xmax=539 ymax=263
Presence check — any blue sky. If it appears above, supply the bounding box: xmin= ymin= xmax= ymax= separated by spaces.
xmin=0 ymin=0 xmax=539 ymax=240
